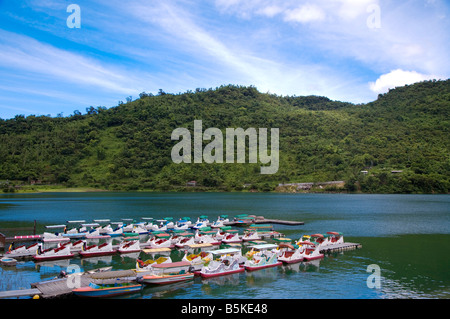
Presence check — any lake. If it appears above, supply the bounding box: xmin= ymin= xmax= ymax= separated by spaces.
xmin=0 ymin=192 xmax=449 ymax=299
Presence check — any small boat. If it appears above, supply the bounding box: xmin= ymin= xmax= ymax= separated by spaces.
xmin=198 ymin=251 xmax=245 ymax=278
xmin=80 ymin=242 xmax=117 ymax=258
xmin=34 ymin=244 xmax=74 ymax=261
xmin=221 ymin=232 xmax=242 ymax=244
xmin=58 ymin=239 xmax=85 ymax=252
xmin=118 ymin=240 xmax=141 ymax=254
xmin=242 ymin=230 xmax=261 ymax=242
xmin=326 ymin=232 xmax=344 ymax=245
xmin=4 ymin=242 xmax=41 ymax=257
xmin=277 ymin=243 xmax=305 ymax=264
xmin=138 ymin=261 xmax=194 ymax=285
xmin=244 ymin=244 xmax=282 ymax=271
xmin=182 ymin=251 xmax=213 ymax=271
xmin=1 ymin=257 xmax=17 ymax=267
xmin=135 ymin=256 xmax=172 ymax=273
xmin=301 ymin=242 xmax=324 ymax=261
xmin=106 ymin=226 xmax=123 ymax=237
xmin=211 ymin=215 xmax=229 ymax=228
xmin=42 ymin=224 xmax=70 ymax=242
xmin=174 ymin=236 xmax=196 ymax=248
xmin=147 ymin=234 xmax=174 ymax=249
xmin=192 ymin=215 xmax=209 ymax=229
xmin=73 ymin=282 xmax=143 ymax=298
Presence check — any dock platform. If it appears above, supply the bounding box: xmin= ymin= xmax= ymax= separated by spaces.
xmin=319 ymin=242 xmax=362 ymax=254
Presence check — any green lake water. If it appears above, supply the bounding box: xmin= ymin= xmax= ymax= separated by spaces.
xmin=0 ymin=192 xmax=448 ymax=299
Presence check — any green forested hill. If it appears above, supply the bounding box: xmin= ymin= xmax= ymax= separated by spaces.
xmin=0 ymin=80 xmax=449 ymax=193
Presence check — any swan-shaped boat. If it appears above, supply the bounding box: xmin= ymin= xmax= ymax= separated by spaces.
xmin=80 ymin=242 xmax=116 ymax=257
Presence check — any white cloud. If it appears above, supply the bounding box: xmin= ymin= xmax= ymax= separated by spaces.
xmin=369 ymin=69 xmax=439 ymax=94
xmin=283 ymin=4 xmax=326 ymax=23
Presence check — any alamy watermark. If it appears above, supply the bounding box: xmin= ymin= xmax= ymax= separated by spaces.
xmin=171 ymin=120 xmax=279 ymax=174
xmin=366 ymin=264 xmax=381 ymax=289
xmin=367 ymin=4 xmax=381 ymax=29
xmin=66 ymin=4 xmax=81 ymax=28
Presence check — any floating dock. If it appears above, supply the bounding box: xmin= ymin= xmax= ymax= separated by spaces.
xmin=319 ymin=242 xmax=362 ymax=254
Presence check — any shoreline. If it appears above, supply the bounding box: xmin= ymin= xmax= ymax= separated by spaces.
xmin=4 ymin=185 xmax=447 ymax=195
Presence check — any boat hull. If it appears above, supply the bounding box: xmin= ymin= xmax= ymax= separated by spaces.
xmin=80 ymin=250 xmax=117 ymax=258
xmin=140 ymin=273 xmax=194 ymax=285
xmin=73 ymin=284 xmax=142 ymax=298
xmin=34 ymin=254 xmax=74 ymax=262
xmin=198 ymin=267 xmax=245 ymax=278
xmin=244 ymin=261 xmax=282 ymax=271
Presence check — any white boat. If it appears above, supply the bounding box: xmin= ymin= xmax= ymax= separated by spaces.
xmin=198 ymin=248 xmax=245 ymax=278
xmin=244 ymin=244 xmax=282 ymax=271
xmin=242 ymin=230 xmax=261 ymax=242
xmin=325 ymin=232 xmax=344 ymax=245
xmin=221 ymin=232 xmax=242 ymax=244
xmin=118 ymin=240 xmax=141 ymax=253
xmin=211 ymin=215 xmax=229 ymax=228
xmin=277 ymin=243 xmax=305 ymax=264
xmin=138 ymin=261 xmax=194 ymax=285
xmin=131 ymin=224 xmax=149 ymax=235
xmin=80 ymin=242 xmax=117 ymax=258
xmin=175 ymin=236 xmax=196 ymax=248
xmin=173 ymin=218 xmax=192 ymax=230
xmin=196 ymin=234 xmax=221 ymax=246
xmin=300 ymin=242 xmax=324 ymax=261
xmin=58 ymin=239 xmax=85 ymax=252
xmin=135 ymin=256 xmax=173 ymax=273
xmin=106 ymin=226 xmax=123 ymax=237
xmin=34 ymin=244 xmax=74 ymax=261
xmin=182 ymin=251 xmax=213 ymax=271
xmin=42 ymin=224 xmax=70 ymax=242
xmin=4 ymin=242 xmax=41 ymax=257
xmin=147 ymin=234 xmax=174 ymax=249
xmin=192 ymin=216 xmax=209 ymax=229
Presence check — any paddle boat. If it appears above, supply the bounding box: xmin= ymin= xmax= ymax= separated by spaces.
xmin=242 ymin=230 xmax=261 ymax=242
xmin=80 ymin=242 xmax=117 ymax=258
xmin=106 ymin=225 xmax=123 ymax=237
xmin=173 ymin=217 xmax=192 ymax=230
xmin=58 ymin=239 xmax=85 ymax=252
xmin=34 ymin=244 xmax=74 ymax=261
xmin=211 ymin=215 xmax=229 ymax=228
xmin=244 ymin=244 xmax=282 ymax=271
xmin=118 ymin=240 xmax=141 ymax=254
xmin=174 ymin=236 xmax=196 ymax=248
xmin=221 ymin=232 xmax=242 ymax=244
xmin=299 ymin=242 xmax=324 ymax=261
xmin=4 ymin=242 xmax=41 ymax=258
xmin=147 ymin=233 xmax=174 ymax=249
xmin=136 ymin=256 xmax=173 ymax=274
xmin=42 ymin=224 xmax=71 ymax=242
xmin=214 ymin=227 xmax=237 ymax=241
xmin=93 ymin=219 xmax=112 ymax=234
xmin=197 ymin=248 xmax=245 ymax=278
xmin=326 ymin=231 xmax=344 ymax=245
xmin=130 ymin=224 xmax=149 ymax=235
xmin=192 ymin=215 xmax=209 ymax=229
xmin=182 ymin=251 xmax=213 ymax=271
xmin=138 ymin=261 xmax=194 ymax=285
xmin=73 ymin=281 xmax=143 ymax=298
xmin=277 ymin=243 xmax=305 ymax=264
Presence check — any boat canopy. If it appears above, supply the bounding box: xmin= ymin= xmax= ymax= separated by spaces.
xmin=326 ymin=231 xmax=343 ymax=236
xmin=151 ymin=261 xmax=191 ymax=269
xmin=249 ymin=244 xmax=278 ymax=250
xmin=94 ymin=219 xmax=111 ymax=223
xmin=211 ymin=248 xmax=241 ymax=255
xmin=45 ymin=224 xmax=67 ymax=229
xmin=67 ymin=220 xmax=86 ymax=223
xmin=310 ymin=234 xmax=324 ymax=238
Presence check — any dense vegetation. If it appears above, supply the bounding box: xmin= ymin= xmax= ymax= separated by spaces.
xmin=0 ymin=80 xmax=449 ymax=193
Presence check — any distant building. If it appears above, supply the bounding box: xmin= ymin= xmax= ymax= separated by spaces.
xmin=186 ymin=181 xmax=197 ymax=187
xmin=391 ymin=170 xmax=403 ymax=174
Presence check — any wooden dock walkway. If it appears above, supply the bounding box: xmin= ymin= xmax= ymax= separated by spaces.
xmin=319 ymin=242 xmax=362 ymax=254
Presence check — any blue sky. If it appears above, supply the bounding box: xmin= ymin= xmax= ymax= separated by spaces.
xmin=0 ymin=0 xmax=448 ymax=119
